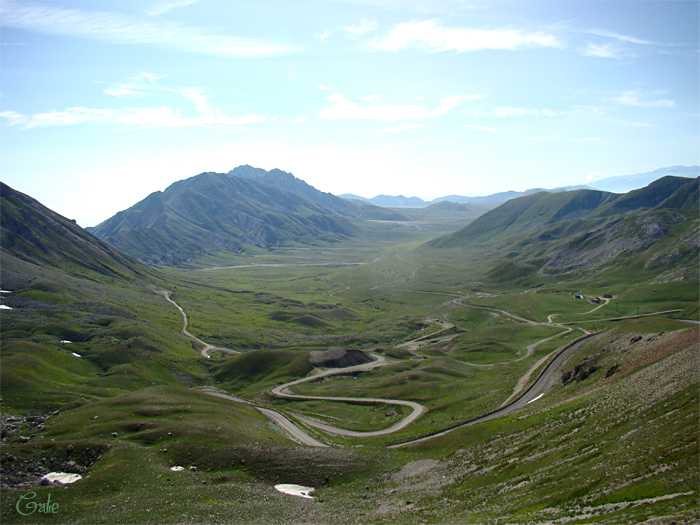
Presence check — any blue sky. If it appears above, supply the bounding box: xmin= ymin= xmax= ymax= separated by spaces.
xmin=1 ymin=0 xmax=698 ymax=226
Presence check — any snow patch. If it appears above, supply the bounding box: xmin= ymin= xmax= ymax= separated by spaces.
xmin=43 ymin=472 xmax=82 ymax=484
xmin=170 ymin=466 xmax=185 ymax=472
xmin=72 ymin=352 xmax=82 ymax=358
xmin=0 ymin=305 xmax=13 ymax=310
xmin=274 ymin=484 xmax=315 ymax=499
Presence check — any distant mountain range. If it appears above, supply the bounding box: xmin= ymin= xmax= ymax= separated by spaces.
xmin=80 ymin=164 xmax=699 ymax=268
xmin=341 ymin=165 xmax=699 ymax=208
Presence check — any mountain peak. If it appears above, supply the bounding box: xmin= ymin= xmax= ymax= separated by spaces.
xmin=227 ymin=164 xmax=268 ymax=179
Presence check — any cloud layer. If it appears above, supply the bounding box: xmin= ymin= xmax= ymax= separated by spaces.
xmin=320 ymin=93 xmax=467 ymax=121
xmin=371 ymin=20 xmax=562 ymax=52
xmin=0 ymin=74 xmax=267 ymax=129
xmin=2 ymin=0 xmax=300 ymax=57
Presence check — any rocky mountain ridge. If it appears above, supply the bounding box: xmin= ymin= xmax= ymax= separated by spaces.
xmin=88 ymin=167 xmax=363 ymax=266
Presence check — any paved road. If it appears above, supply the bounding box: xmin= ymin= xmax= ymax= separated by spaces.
xmin=271 ymin=353 xmax=427 ymax=437
xmin=199 ymin=387 xmax=327 ymax=447
xmin=387 ymin=333 xmax=596 ymax=448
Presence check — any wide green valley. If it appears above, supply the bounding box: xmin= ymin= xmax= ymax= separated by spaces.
xmin=1 ymin=171 xmax=698 ymax=524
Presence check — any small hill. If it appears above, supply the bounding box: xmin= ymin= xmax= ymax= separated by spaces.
xmin=369 ymin=195 xmax=426 ymax=208
xmin=593 ymin=175 xmax=696 ymax=217
xmin=89 ymin=167 xmax=360 ymax=265
xmin=426 ymin=189 xmax=616 ymax=249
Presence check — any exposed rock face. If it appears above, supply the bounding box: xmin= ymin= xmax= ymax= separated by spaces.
xmin=309 ymin=347 xmax=373 ymax=368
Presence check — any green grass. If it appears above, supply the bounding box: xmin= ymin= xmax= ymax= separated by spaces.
xmin=2 ymin=209 xmax=697 ymax=524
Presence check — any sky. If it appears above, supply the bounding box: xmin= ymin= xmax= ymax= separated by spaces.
xmin=1 ymin=0 xmax=698 ymax=227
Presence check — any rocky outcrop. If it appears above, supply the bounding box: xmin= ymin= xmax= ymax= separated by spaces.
xmin=309 ymin=348 xmax=373 ymax=368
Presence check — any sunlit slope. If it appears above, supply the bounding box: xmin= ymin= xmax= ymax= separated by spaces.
xmin=376 ymin=318 xmax=699 ymax=524
xmin=427 ymin=176 xmax=696 ymax=250
xmin=423 ymin=176 xmax=699 ymax=286
xmin=0 ymin=183 xmax=203 ymax=411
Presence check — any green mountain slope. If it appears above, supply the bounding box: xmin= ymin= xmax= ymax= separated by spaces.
xmin=423 ymin=177 xmax=699 ymax=286
xmin=428 ymin=176 xmax=696 ymax=251
xmin=0 ymin=183 xmax=205 ymax=411
xmin=1 ymin=182 xmax=146 ymax=280
xmin=89 ymin=167 xmax=360 ymax=266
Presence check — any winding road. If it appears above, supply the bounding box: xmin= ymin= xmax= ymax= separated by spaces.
xmin=158 ymin=290 xmax=240 ymax=359
xmin=158 ymin=254 xmax=683 ymax=448
xmin=387 ymin=332 xmax=596 ymax=448
xmin=270 ymin=354 xmax=426 ymax=438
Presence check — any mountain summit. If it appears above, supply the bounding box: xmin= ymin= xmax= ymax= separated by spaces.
xmin=89 ymin=166 xmax=359 ymax=265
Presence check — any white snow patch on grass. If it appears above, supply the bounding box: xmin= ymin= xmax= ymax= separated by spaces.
xmin=43 ymin=472 xmax=82 ymax=484
xmin=275 ymin=484 xmax=315 ymax=499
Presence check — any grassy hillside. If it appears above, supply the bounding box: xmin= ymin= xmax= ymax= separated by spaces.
xmin=427 ymin=176 xmax=696 ymax=251
xmin=1 ymin=181 xmax=696 ymax=524
xmin=1 ymin=182 xmax=147 ymax=280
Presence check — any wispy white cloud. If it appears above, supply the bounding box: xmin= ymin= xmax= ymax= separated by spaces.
xmin=374 ymin=123 xmax=424 ymax=134
xmin=585 ymin=170 xmax=602 ymax=181
xmin=615 ymin=91 xmax=675 ymax=108
xmin=320 ymin=93 xmax=467 ymax=121
xmin=463 ymin=124 xmax=520 ymax=138
xmin=1 ymin=0 xmax=301 ymax=57
xmin=582 ymin=42 xmax=622 ymax=59
xmin=580 ymin=28 xmax=680 ymax=59
xmin=494 ymin=107 xmax=557 ymax=117
xmin=0 ymin=106 xmax=266 ymax=129
xmin=0 ymin=108 xmax=115 ymax=127
xmin=1 ymin=106 xmax=266 ymax=129
xmin=370 ymin=20 xmax=562 ymax=52
xmin=1 ymin=75 xmax=267 ymax=129
xmin=147 ymin=0 xmax=199 ymax=16
xmin=103 ymin=72 xmax=163 ymax=97
xmin=585 ymin=29 xmax=654 ymax=46
xmin=347 ymin=18 xmax=379 ymax=36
